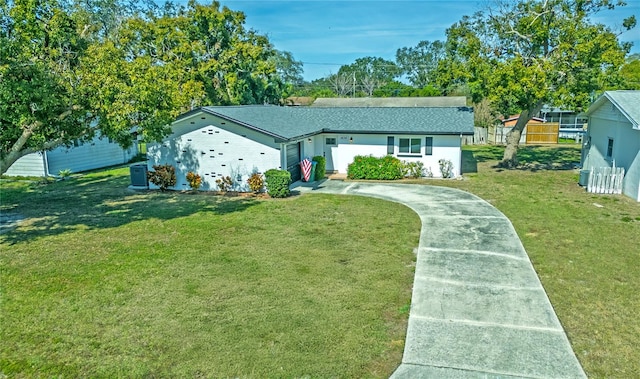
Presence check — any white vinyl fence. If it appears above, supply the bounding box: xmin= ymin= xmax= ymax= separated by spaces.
xmin=587 ymin=166 xmax=625 ymax=194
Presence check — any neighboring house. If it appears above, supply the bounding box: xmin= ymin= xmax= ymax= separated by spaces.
xmin=581 ymin=90 xmax=640 ymax=202
xmin=5 ymin=136 xmax=138 ymax=177
xmin=147 ymin=105 xmax=474 ymax=191
xmin=492 ymin=115 xmax=560 ymax=144
xmin=539 ymin=106 xmax=588 ymax=138
xmin=501 ymin=115 xmax=547 ymax=127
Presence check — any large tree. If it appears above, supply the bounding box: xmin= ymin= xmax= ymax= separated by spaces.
xmin=337 ymin=57 xmax=399 ymax=97
xmin=0 ymin=0 xmax=283 ymax=175
xmin=620 ymin=53 xmax=640 ymax=89
xmin=438 ymin=0 xmax=634 ymax=167
xmin=396 ymin=40 xmax=445 ymax=88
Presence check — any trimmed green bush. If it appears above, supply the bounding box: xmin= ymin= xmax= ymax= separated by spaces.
xmin=264 ymin=169 xmax=291 ymax=198
xmin=312 ymin=155 xmax=326 ymax=181
xmin=347 ymin=155 xmax=404 ymax=180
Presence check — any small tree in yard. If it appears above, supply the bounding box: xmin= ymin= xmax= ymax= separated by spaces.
xmin=147 ymin=164 xmax=177 ymax=191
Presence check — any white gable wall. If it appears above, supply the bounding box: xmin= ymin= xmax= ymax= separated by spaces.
xmin=147 ymin=114 xmax=281 ymax=191
xmin=585 ymin=101 xmax=640 ymax=201
xmin=323 ymin=133 xmax=462 ymax=177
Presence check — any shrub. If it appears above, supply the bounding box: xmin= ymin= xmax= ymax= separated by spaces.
xmin=147 ymin=164 xmax=176 ymax=191
xmin=58 ymin=168 xmax=72 ymax=180
xmin=216 ymin=176 xmax=234 ymax=192
xmin=186 ymin=172 xmax=202 ymax=191
xmin=247 ymin=172 xmax=264 ymax=193
xmin=347 ymin=155 xmax=403 ymax=180
xmin=439 ymin=159 xmax=454 ymax=178
xmin=312 ymin=155 xmax=326 ymax=181
xmin=264 ymin=169 xmax=291 ymax=198
xmin=402 ymin=161 xmax=425 ymax=179
xmin=424 ymin=166 xmax=434 ymax=178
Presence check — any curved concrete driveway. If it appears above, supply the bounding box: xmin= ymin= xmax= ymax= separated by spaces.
xmin=297 ymin=180 xmax=586 ymax=379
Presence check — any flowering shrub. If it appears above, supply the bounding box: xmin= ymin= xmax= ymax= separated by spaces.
xmin=247 ymin=172 xmax=264 ymax=193
xmin=438 ymin=159 xmax=454 ymax=178
xmin=186 ymin=172 xmax=202 ymax=191
xmin=216 ymin=176 xmax=234 ymax=192
xmin=402 ymin=161 xmax=425 ymax=179
xmin=147 ymin=164 xmax=176 ymax=191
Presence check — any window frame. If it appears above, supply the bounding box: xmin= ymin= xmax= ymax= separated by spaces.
xmin=398 ymin=137 xmax=422 ymax=156
xmin=606 ymin=138 xmax=614 ymax=159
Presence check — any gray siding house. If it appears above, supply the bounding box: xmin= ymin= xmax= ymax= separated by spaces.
xmin=582 ymin=90 xmax=640 ymax=202
xmin=147 ymin=105 xmax=474 ymax=191
xmin=5 ymin=136 xmax=138 ymax=177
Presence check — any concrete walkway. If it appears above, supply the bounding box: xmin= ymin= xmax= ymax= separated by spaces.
xmin=294 ymin=180 xmax=586 ymax=379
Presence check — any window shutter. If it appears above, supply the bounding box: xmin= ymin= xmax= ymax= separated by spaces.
xmin=425 ymin=137 xmax=433 ymax=155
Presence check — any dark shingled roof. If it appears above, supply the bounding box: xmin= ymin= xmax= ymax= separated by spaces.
xmin=188 ymin=105 xmax=474 ymax=141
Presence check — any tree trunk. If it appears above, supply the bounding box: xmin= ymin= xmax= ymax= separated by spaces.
xmin=0 ymin=107 xmax=81 ymax=175
xmin=500 ymin=101 xmax=545 ymax=168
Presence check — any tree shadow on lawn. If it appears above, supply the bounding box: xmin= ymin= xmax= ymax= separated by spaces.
xmin=464 ymin=145 xmax=581 ymax=173
xmin=0 ymin=170 xmax=259 ymax=245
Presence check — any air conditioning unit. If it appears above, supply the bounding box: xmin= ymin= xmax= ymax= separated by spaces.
xmin=130 ymin=164 xmax=148 ymax=187
xmin=578 ymin=169 xmax=590 ymax=187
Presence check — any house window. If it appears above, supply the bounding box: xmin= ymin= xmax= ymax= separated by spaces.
xmin=325 ymin=137 xmax=337 ymax=145
xmin=387 ymin=136 xmax=394 ymax=155
xmin=425 ymin=137 xmax=433 ymax=155
xmin=399 ymin=138 xmax=421 ymax=155
xmin=607 ymin=138 xmax=614 ymax=159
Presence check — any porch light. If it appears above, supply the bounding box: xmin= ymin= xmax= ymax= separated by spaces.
xmin=308 ymin=138 xmax=312 ymax=143
xmin=349 ymin=137 xmax=353 ymax=143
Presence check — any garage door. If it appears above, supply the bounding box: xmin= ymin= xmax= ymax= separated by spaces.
xmin=286 ymin=142 xmax=301 ymax=181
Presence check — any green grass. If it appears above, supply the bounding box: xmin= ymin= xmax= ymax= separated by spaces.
xmin=0 ymin=168 xmax=419 ymax=378
xmin=434 ymin=145 xmax=640 ymax=378
xmin=3 ymin=145 xmax=639 ymax=378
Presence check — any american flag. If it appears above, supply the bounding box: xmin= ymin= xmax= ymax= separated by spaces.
xmin=300 ymin=159 xmax=312 ymax=181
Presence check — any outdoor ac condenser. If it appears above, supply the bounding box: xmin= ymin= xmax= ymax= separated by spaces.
xmin=130 ymin=164 xmax=148 ymax=187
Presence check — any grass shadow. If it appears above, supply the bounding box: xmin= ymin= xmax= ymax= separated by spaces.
xmin=0 ymin=168 xmax=259 ymax=245
xmin=513 ymin=145 xmax=581 ymax=171
xmin=462 ymin=145 xmax=581 ymax=172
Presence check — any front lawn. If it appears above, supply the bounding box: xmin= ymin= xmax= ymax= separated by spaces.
xmin=3 ymin=144 xmax=638 ymax=378
xmin=0 ymin=169 xmax=419 ymax=377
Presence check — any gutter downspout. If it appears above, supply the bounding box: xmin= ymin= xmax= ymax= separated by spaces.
xmin=42 ymin=150 xmax=51 ymax=177
xmin=459 ymin=133 xmax=463 ymax=177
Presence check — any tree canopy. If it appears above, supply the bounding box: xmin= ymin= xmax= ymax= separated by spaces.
xmin=437 ymin=0 xmax=635 ymax=166
xmin=0 ymin=0 xmax=287 ymax=174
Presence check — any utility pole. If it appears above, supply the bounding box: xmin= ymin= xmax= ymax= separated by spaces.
xmin=352 ymin=72 xmax=356 ymax=98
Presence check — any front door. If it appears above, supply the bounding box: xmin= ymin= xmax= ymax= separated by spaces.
xmin=323 ymin=136 xmax=337 ymax=172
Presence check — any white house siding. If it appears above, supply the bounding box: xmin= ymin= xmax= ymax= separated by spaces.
xmin=585 ymin=103 xmax=640 ymax=201
xmin=325 ymin=133 xmax=462 ymax=178
xmin=4 ymin=152 xmax=46 ymax=177
xmin=47 ymin=136 xmax=137 ymax=175
xmin=147 ymin=114 xmax=281 ymax=191
xmin=5 ymin=137 xmax=136 ymax=177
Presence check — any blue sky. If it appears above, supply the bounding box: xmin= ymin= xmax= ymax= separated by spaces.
xmin=216 ymin=0 xmax=640 ymax=81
